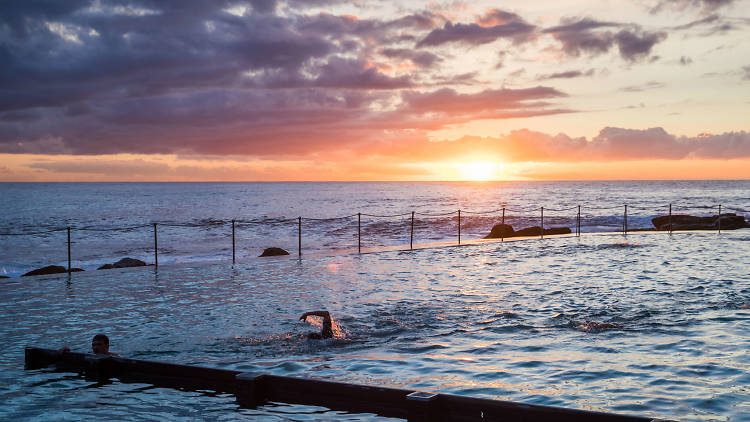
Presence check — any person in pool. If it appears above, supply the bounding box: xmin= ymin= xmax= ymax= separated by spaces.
xmin=299 ymin=311 xmax=333 ymax=339
xmin=60 ymin=333 xmax=116 ymax=355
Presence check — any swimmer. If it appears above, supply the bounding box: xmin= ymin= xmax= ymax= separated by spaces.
xmin=60 ymin=333 xmax=117 ymax=355
xmin=299 ymin=311 xmax=333 ymax=339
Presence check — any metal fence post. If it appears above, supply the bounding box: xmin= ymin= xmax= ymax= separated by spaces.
xmin=718 ymin=204 xmax=721 ymax=234
xmin=501 ymin=207 xmax=505 ymax=242
xmin=540 ymin=207 xmax=544 ymax=239
xmin=67 ymin=227 xmax=71 ymax=272
xmin=410 ymin=211 xmax=414 ymax=250
xmin=153 ymin=223 xmax=158 ymax=267
xmin=358 ymin=213 xmax=361 ymax=253
xmin=232 ymin=220 xmax=236 ymax=264
xmin=457 ymin=209 xmax=461 ymax=245
xmin=668 ymin=204 xmax=672 ymax=234
xmin=298 ymin=217 xmax=302 ymax=256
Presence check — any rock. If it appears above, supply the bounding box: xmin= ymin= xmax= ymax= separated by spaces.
xmin=544 ymin=227 xmax=572 ymax=235
xmin=22 ymin=265 xmax=83 ymax=277
xmin=0 ymin=275 xmax=9 ymax=278
xmin=652 ymin=213 xmax=748 ymax=231
xmin=483 ymin=223 xmax=514 ymax=239
xmin=514 ymin=226 xmax=542 ymax=237
xmin=98 ymin=258 xmax=147 ymax=270
xmin=259 ymin=247 xmax=290 ymax=257
xmin=113 ymin=258 xmax=147 ymax=268
xmin=484 ymin=224 xmax=572 ymax=239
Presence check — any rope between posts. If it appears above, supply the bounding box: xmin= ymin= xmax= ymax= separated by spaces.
xmin=461 ymin=208 xmax=505 ymax=215
xmin=415 ymin=211 xmax=458 ymax=217
xmin=0 ymin=227 xmax=68 ymax=236
xmin=542 ymin=206 xmax=579 ymax=212
xmin=77 ymin=224 xmax=151 ymax=232
xmin=303 ymin=214 xmax=358 ymax=221
xmin=360 ymin=212 xmax=413 ymax=218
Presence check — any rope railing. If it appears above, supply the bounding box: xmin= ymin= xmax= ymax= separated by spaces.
xmin=2 ymin=203 xmax=746 ymax=276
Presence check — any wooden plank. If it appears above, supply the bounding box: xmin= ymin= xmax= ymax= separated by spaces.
xmin=24 ymin=348 xmax=665 ymax=422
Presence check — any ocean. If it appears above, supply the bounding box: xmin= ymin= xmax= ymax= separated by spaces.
xmin=1 ymin=181 xmax=748 ymax=276
xmin=1 ymin=181 xmax=749 ymax=421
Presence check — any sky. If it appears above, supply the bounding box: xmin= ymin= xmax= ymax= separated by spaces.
xmin=1 ymin=0 xmax=749 ymax=181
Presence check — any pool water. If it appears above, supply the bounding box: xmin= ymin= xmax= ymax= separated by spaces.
xmin=1 ymin=231 xmax=748 ymax=421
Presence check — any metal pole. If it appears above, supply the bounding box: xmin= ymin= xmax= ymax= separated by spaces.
xmin=67 ymin=227 xmax=71 ymax=273
xmin=540 ymin=206 xmax=544 ymax=239
xmin=718 ymin=204 xmax=721 ymax=234
xmin=668 ymin=204 xmax=672 ymax=234
xmin=501 ymin=207 xmax=505 ymax=242
xmin=153 ymin=223 xmax=158 ymax=267
xmin=577 ymin=205 xmax=581 ymax=237
xmin=232 ymin=220 xmax=235 ymax=264
xmin=457 ymin=209 xmax=461 ymax=245
xmin=358 ymin=213 xmax=361 ymax=253
xmin=298 ymin=217 xmax=302 ymax=256
xmin=624 ymin=204 xmax=628 ymax=235
xmin=410 ymin=211 xmax=414 ymax=250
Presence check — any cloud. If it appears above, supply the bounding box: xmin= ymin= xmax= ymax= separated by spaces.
xmin=543 ymin=18 xmax=666 ymax=61
xmin=417 ymin=10 xmax=535 ymax=47
xmin=537 ymin=69 xmax=595 ymax=80
xmin=364 ymin=127 xmax=750 ymax=162
xmin=650 ymin=0 xmax=737 ymax=14
xmin=743 ymin=65 xmax=750 ymax=80
xmin=619 ymin=81 xmax=665 ymax=92
xmin=680 ymin=56 xmax=693 ymax=65
xmin=380 ymin=48 xmax=442 ymax=68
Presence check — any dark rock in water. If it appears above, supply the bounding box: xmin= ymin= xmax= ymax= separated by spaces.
xmin=544 ymin=227 xmax=572 ymax=235
xmin=484 ymin=224 xmax=572 ymax=238
xmin=483 ymin=223 xmax=514 ymax=239
xmin=98 ymin=257 xmax=147 ymax=270
xmin=514 ymin=226 xmax=542 ymax=237
xmin=651 ymin=213 xmax=748 ymax=231
xmin=22 ymin=265 xmax=83 ymax=277
xmin=0 ymin=275 xmax=9 ymax=278
xmin=113 ymin=257 xmax=147 ymax=268
xmin=260 ymin=247 xmax=290 ymax=257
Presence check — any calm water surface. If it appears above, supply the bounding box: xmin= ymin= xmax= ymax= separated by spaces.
xmin=1 ymin=231 xmax=748 ymax=421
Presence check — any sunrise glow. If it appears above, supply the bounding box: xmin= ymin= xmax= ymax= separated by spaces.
xmin=456 ymin=162 xmax=504 ymax=181
xmin=0 ymin=1 xmax=747 ymax=181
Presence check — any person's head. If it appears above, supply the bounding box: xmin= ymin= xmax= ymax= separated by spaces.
xmin=91 ymin=334 xmax=109 ymax=354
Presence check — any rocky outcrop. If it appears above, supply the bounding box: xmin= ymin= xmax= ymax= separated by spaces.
xmin=22 ymin=265 xmax=83 ymax=277
xmin=484 ymin=224 xmax=571 ymax=239
xmin=259 ymin=247 xmax=290 ymax=257
xmin=98 ymin=257 xmax=147 ymax=270
xmin=651 ymin=213 xmax=749 ymax=231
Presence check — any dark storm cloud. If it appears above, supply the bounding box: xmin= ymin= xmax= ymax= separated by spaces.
xmin=417 ymin=9 xmax=535 ymax=47
xmin=0 ymin=2 xmax=577 ymax=156
xmin=543 ymin=18 xmax=666 ymax=61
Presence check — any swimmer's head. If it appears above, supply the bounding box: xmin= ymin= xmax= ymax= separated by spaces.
xmin=92 ymin=333 xmax=109 ymax=354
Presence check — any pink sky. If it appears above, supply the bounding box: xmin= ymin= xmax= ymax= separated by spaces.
xmin=1 ymin=0 xmax=749 ymax=181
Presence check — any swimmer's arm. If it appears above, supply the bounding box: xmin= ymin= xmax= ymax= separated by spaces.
xmin=299 ymin=311 xmax=331 ymax=321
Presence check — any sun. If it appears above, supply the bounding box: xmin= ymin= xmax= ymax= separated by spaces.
xmin=457 ymin=161 xmax=504 ymax=181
